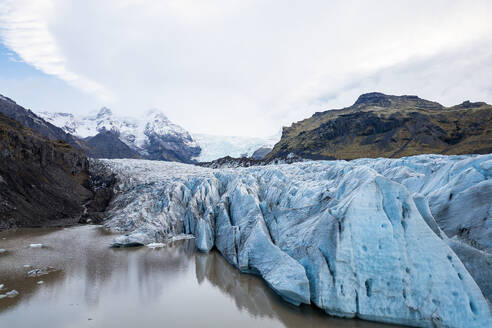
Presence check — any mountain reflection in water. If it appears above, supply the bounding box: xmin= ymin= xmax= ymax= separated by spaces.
xmin=0 ymin=226 xmax=399 ymax=328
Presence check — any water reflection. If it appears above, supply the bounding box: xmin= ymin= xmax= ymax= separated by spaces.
xmin=195 ymin=252 xmax=396 ymax=328
xmin=0 ymin=226 xmax=399 ymax=327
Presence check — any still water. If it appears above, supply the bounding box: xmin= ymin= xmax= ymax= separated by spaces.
xmin=0 ymin=226 xmax=399 ymax=328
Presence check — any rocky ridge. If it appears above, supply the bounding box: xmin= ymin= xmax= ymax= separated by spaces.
xmin=0 ymin=94 xmax=83 ymax=148
xmin=267 ymin=92 xmax=492 ymax=160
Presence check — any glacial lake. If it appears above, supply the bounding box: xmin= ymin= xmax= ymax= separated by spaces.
xmin=0 ymin=226 xmax=400 ymax=327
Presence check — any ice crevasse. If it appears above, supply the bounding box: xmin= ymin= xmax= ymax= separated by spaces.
xmin=101 ymin=154 xmax=492 ymax=328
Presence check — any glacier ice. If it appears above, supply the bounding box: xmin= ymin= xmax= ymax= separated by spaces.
xmin=192 ymin=133 xmax=280 ymax=162
xmin=101 ymin=154 xmax=492 ymax=327
xmin=146 ymin=242 xmax=166 ymax=249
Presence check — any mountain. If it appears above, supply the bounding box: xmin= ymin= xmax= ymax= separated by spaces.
xmin=192 ymin=133 xmax=279 ymax=162
xmin=83 ymin=130 xmax=142 ymax=159
xmin=250 ymin=147 xmax=272 ymax=160
xmin=0 ymin=112 xmax=92 ymax=228
xmin=0 ymin=94 xmax=83 ymax=148
xmin=266 ymin=92 xmax=492 ymax=160
xmin=38 ymin=108 xmax=201 ymax=163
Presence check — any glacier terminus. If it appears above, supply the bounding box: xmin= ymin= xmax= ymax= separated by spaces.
xmin=100 ymin=154 xmax=492 ymax=328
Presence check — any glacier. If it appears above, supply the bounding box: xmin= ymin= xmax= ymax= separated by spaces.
xmin=192 ymin=133 xmax=280 ymax=162
xmin=100 ymin=154 xmax=492 ymax=328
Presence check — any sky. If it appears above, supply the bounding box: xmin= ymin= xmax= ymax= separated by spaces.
xmin=1 ymin=0 xmax=492 ymax=137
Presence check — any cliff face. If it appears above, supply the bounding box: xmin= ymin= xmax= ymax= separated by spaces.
xmin=0 ymin=112 xmax=93 ymax=228
xmin=266 ymin=93 xmax=492 ymax=160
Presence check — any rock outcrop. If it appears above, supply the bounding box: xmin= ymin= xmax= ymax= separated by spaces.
xmin=0 ymin=112 xmax=115 ymax=228
xmin=0 ymin=112 xmax=92 ymax=228
xmin=266 ymin=93 xmax=492 ymax=160
xmin=99 ymin=154 xmax=492 ymax=327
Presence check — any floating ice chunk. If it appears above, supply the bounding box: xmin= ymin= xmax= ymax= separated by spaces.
xmin=29 ymin=243 xmax=43 ymax=248
xmin=146 ymin=242 xmax=165 ymax=249
xmin=6 ymin=290 xmax=19 ymax=298
xmin=23 ymin=264 xmax=31 ymax=268
xmin=27 ymin=267 xmax=56 ymax=277
xmin=0 ymin=284 xmax=4 ymax=290
xmin=110 ymin=232 xmax=151 ymax=247
xmin=169 ymin=234 xmax=194 ymax=242
xmin=37 ymin=281 xmax=44 ymax=285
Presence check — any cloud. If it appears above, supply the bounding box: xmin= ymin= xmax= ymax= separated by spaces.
xmin=0 ymin=0 xmax=113 ymax=102
xmin=1 ymin=0 xmax=492 ymax=136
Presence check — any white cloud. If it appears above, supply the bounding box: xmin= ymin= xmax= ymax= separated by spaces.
xmin=0 ymin=0 xmax=113 ymax=102
xmin=1 ymin=0 xmax=492 ymax=136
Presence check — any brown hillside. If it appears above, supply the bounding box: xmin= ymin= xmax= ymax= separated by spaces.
xmin=266 ymin=93 xmax=492 ymax=160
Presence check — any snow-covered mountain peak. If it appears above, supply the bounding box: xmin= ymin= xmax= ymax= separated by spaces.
xmin=145 ymin=108 xmax=169 ymax=120
xmin=36 ymin=107 xmax=201 ymax=162
xmin=36 ymin=107 xmax=280 ymax=162
xmin=96 ymin=107 xmax=113 ymax=119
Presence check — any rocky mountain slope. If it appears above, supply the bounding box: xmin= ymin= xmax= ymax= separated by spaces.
xmin=83 ymin=130 xmax=142 ymax=159
xmin=266 ymin=93 xmax=492 ymax=160
xmin=98 ymin=154 xmax=492 ymax=327
xmin=0 ymin=112 xmax=93 ymax=228
xmin=0 ymin=94 xmax=82 ymax=148
xmin=250 ymin=146 xmax=273 ymax=160
xmin=38 ymin=108 xmax=201 ymax=163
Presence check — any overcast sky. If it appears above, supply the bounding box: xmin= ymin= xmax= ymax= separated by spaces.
xmin=1 ymin=0 xmax=492 ymax=137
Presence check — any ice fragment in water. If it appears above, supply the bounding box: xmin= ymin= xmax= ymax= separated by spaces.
xmin=29 ymin=243 xmax=43 ymax=248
